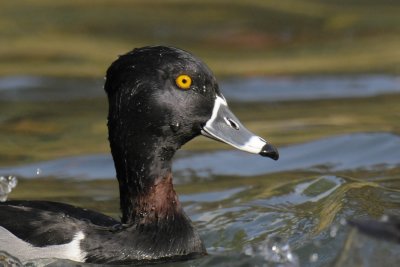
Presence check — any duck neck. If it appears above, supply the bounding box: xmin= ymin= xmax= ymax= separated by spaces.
xmin=110 ymin=134 xmax=182 ymax=225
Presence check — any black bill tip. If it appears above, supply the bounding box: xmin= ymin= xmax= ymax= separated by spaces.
xmin=260 ymin=144 xmax=279 ymax=160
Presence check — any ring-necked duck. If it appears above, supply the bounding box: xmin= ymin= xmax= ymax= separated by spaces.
xmin=0 ymin=46 xmax=278 ymax=264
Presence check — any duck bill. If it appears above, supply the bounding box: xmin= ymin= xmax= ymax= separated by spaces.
xmin=201 ymin=96 xmax=279 ymax=160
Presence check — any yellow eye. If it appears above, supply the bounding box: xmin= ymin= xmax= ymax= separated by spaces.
xmin=175 ymin=74 xmax=192 ymax=90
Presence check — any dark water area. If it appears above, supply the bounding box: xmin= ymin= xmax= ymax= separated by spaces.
xmin=0 ymin=75 xmax=399 ymax=266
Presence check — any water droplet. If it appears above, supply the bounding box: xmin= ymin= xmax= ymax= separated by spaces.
xmin=0 ymin=176 xmax=18 ymax=202
xmin=380 ymin=214 xmax=389 ymax=222
xmin=243 ymin=236 xmax=299 ymax=266
xmin=7 ymin=176 xmax=17 ymax=189
xmin=309 ymin=253 xmax=318 ymax=262
xmin=36 ymin=168 xmax=42 ymax=176
xmin=243 ymin=244 xmax=254 ymax=256
xmin=330 ymin=224 xmax=338 ymax=238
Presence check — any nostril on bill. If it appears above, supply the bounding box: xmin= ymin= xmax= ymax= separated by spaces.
xmin=224 ymin=117 xmax=239 ymax=130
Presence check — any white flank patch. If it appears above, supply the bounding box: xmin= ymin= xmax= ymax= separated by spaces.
xmin=0 ymin=227 xmax=87 ymax=263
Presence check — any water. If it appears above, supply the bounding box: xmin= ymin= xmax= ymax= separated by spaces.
xmin=221 ymin=75 xmax=400 ymax=102
xmin=0 ymin=76 xmax=399 ymax=266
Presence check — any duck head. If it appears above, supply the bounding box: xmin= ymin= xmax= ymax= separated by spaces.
xmin=104 ymin=46 xmax=278 ymax=224
xmin=105 ymin=46 xmax=278 ymax=161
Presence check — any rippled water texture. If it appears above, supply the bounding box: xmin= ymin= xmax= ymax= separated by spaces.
xmin=0 ymin=76 xmax=399 ymax=266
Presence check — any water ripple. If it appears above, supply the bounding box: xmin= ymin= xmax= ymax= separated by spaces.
xmin=176 ymin=133 xmax=400 ymax=178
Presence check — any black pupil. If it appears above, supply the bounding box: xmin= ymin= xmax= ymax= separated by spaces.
xmin=182 ymin=79 xmax=187 ymax=84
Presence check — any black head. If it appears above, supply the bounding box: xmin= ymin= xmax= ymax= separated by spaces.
xmin=105 ymin=46 xmax=220 ymax=154
xmin=105 ymin=46 xmax=279 ymax=162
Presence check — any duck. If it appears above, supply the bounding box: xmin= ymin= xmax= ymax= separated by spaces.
xmin=0 ymin=46 xmax=279 ymax=265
